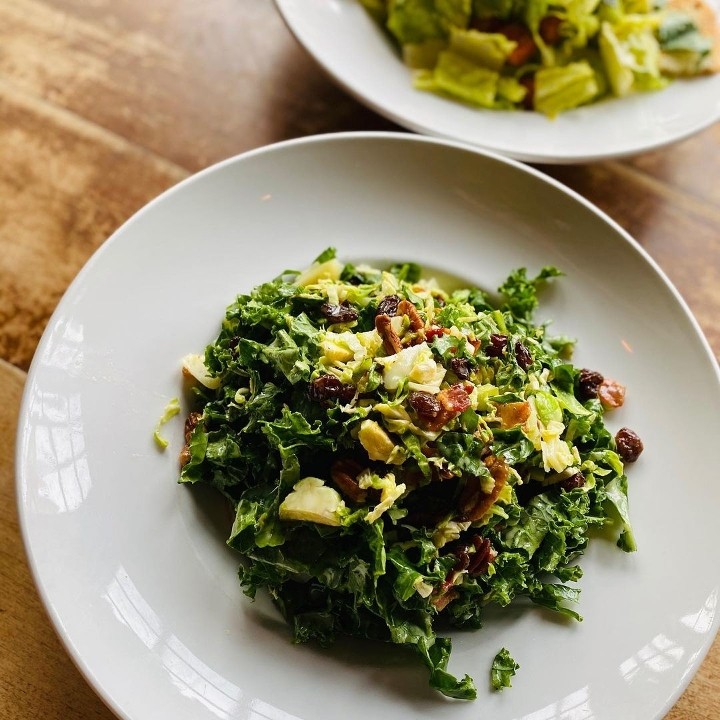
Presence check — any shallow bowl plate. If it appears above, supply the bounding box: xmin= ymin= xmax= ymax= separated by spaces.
xmin=17 ymin=132 xmax=720 ymax=720
xmin=275 ymin=0 xmax=720 ymax=163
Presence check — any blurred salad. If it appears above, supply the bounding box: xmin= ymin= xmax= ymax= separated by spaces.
xmin=178 ymin=250 xmax=644 ymax=699
xmin=359 ymin=0 xmax=718 ymax=116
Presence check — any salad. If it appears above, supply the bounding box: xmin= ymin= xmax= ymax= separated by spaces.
xmin=177 ymin=250 xmax=643 ymax=699
xmin=359 ymin=0 xmax=719 ymax=116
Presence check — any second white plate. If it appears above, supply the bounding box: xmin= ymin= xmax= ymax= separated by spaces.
xmin=276 ymin=0 xmax=720 ymax=163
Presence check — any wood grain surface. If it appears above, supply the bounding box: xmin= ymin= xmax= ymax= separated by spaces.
xmin=1 ymin=1 xmax=718 ymax=718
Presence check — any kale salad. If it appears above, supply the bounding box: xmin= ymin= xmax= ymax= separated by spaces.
xmin=177 ymin=249 xmax=643 ymax=700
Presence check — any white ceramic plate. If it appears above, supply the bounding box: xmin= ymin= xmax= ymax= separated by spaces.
xmin=275 ymin=0 xmax=720 ymax=163
xmin=17 ymin=133 xmax=720 ymax=720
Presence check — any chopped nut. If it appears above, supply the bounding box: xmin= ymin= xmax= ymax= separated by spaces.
xmin=375 ymin=313 xmax=403 ymax=355
xmin=397 ymin=299 xmax=424 ymax=332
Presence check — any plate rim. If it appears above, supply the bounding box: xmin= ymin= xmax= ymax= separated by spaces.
xmin=273 ymin=0 xmax=720 ymax=164
xmin=15 ymin=131 xmax=720 ymax=720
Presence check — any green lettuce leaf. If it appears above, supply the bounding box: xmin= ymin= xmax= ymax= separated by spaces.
xmin=534 ymin=61 xmax=600 ymax=117
xmin=491 ymin=648 xmax=519 ymax=690
xmin=387 ymin=0 xmax=472 ymax=44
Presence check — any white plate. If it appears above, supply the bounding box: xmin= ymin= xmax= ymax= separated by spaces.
xmin=275 ymin=0 xmax=720 ymax=163
xmin=17 ymin=133 xmax=720 ymax=720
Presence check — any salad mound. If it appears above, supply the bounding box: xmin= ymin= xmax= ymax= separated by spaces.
xmin=359 ymin=0 xmax=719 ymax=116
xmin=178 ymin=250 xmax=643 ymax=699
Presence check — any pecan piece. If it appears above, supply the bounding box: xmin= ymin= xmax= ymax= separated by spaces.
xmin=397 ymin=299 xmax=424 ymax=332
xmin=375 ymin=313 xmax=403 ymax=355
xmin=458 ymin=455 xmax=509 ymax=522
xmin=330 ymin=459 xmax=367 ymax=504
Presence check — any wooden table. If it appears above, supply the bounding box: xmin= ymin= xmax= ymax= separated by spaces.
xmin=1 ymin=1 xmax=718 ymax=718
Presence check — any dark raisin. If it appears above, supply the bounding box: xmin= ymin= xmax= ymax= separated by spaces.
xmin=514 ymin=342 xmax=532 ymax=370
xmin=470 ymin=17 xmax=503 ymax=32
xmin=320 ymin=301 xmax=358 ymax=324
xmin=485 ymin=333 xmax=508 ymax=358
xmin=450 ymin=357 xmax=471 ymax=380
xmin=228 ymin=336 xmax=240 ymax=356
xmin=615 ymin=427 xmax=644 ymax=463
xmin=408 ymin=391 xmax=441 ymax=420
xmin=308 ymin=375 xmax=356 ymax=404
xmin=331 ymin=459 xmax=367 ymax=503
xmin=376 ymin=294 xmax=400 ymax=317
xmin=577 ymin=369 xmax=604 ymax=400
xmin=560 ymin=472 xmax=585 ymax=492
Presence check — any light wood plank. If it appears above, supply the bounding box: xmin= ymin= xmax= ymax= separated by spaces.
xmin=0 ymin=0 xmax=395 ymax=172
xmin=623 ymin=124 xmax=720 ymax=208
xmin=0 ymin=81 xmax=187 ymax=370
xmin=543 ymin=162 xmax=720 ymax=357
